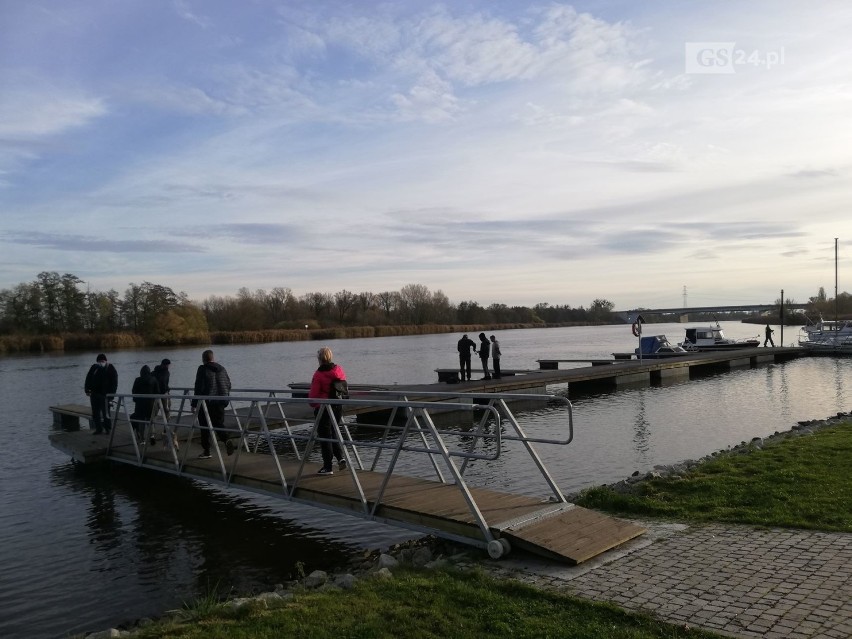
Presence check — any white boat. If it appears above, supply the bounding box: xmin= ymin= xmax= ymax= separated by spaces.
xmin=798 ymin=318 xmax=852 ymax=354
xmin=679 ymin=321 xmax=760 ymax=351
xmin=622 ymin=335 xmax=689 ymax=359
xmin=798 ymin=240 xmax=852 ymax=354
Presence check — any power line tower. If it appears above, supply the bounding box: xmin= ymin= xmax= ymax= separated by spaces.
xmin=682 ymin=285 xmax=687 ymax=308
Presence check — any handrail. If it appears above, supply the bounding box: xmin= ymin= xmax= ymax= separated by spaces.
xmin=101 ymin=388 xmax=574 ymax=552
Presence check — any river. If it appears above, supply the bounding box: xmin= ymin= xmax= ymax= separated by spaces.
xmin=1 ymin=322 xmax=849 ymax=638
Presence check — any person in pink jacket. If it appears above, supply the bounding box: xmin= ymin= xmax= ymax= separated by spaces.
xmin=308 ymin=346 xmax=347 ymax=474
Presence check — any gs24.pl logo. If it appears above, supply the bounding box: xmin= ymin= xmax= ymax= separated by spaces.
xmin=685 ymin=42 xmax=785 ymax=74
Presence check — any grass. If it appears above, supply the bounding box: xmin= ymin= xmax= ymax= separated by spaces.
xmin=132 ymin=568 xmax=719 ymax=639
xmin=89 ymin=421 xmax=852 ymax=638
xmin=575 ymin=422 xmax=852 ymax=532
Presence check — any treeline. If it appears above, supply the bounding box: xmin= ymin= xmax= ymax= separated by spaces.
xmin=0 ymin=273 xmax=617 ymax=354
xmin=0 ymin=272 xmax=208 ymax=347
xmin=200 ymin=284 xmax=616 ymax=330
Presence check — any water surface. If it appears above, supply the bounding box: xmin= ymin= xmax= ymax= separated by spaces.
xmin=1 ymin=322 xmax=848 ymax=638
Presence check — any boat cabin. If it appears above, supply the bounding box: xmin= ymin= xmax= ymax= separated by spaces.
xmin=683 ymin=327 xmax=725 ymax=347
xmin=636 ymin=335 xmax=687 ymax=357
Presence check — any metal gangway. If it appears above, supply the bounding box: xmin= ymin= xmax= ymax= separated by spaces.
xmin=67 ymin=388 xmax=645 ymax=562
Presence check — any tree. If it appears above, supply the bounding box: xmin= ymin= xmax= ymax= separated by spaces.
xmin=398 ymin=284 xmax=432 ymax=325
xmin=333 ymin=289 xmax=357 ymax=324
xmin=375 ymin=291 xmax=399 ymax=322
xmin=588 ymin=299 xmax=615 ymax=321
xmin=147 ymin=304 xmax=210 ymax=345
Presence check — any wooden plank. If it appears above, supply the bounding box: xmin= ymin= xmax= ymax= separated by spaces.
xmin=503 ymin=506 xmax=646 ymax=564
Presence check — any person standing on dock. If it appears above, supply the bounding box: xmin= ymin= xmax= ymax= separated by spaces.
xmin=764 ymin=324 xmax=775 ymax=347
xmin=309 ymin=347 xmax=348 ymax=475
xmin=478 ymin=333 xmax=491 ymax=380
xmin=191 ymin=350 xmax=233 ymax=459
xmin=490 ymin=335 xmax=502 ymax=379
xmin=130 ymin=365 xmax=159 ymax=443
xmin=457 ymin=334 xmax=477 ymax=381
xmin=84 ymin=353 xmax=118 ymax=435
xmin=152 ymin=358 xmax=171 ymax=420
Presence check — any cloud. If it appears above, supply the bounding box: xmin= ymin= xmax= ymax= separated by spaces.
xmin=2 ymin=231 xmax=203 ymax=253
xmin=787 ymin=168 xmax=839 ymax=179
xmin=0 ymin=89 xmax=106 ymax=139
xmin=173 ymin=0 xmax=211 ymax=29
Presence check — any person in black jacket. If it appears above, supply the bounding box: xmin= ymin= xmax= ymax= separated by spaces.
xmin=457 ymin=334 xmax=477 ymax=381
xmin=130 ymin=365 xmax=159 ymax=443
xmin=191 ymin=349 xmax=232 ymax=459
xmin=152 ymin=358 xmax=171 ymax=419
xmin=477 ymin=333 xmax=491 ymax=380
xmin=84 ymin=353 xmax=118 ymax=434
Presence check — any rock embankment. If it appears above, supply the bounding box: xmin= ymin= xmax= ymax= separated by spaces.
xmin=80 ymin=537 xmax=473 ymax=638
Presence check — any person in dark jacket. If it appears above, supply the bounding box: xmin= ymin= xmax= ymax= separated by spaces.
xmin=308 ymin=346 xmax=347 ymax=475
xmin=457 ymin=334 xmax=477 ymax=381
xmin=490 ymin=335 xmax=502 ymax=379
xmin=477 ymin=333 xmax=491 ymax=380
xmin=764 ymin=324 xmax=775 ymax=347
xmin=191 ymin=349 xmax=232 ymax=459
xmin=152 ymin=358 xmax=171 ymax=419
xmin=130 ymin=365 xmax=159 ymax=442
xmin=84 ymin=353 xmax=118 ymax=434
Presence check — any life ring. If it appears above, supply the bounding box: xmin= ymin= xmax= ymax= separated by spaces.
xmin=631 ymin=321 xmax=641 ymax=337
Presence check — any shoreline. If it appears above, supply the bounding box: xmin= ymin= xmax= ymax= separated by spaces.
xmin=75 ymin=409 xmax=849 ymax=638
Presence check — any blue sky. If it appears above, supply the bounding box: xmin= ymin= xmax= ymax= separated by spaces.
xmin=1 ymin=1 xmax=850 ymax=309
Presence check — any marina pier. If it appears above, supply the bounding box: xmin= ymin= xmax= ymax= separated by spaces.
xmin=48 ymin=346 xmax=803 ymax=564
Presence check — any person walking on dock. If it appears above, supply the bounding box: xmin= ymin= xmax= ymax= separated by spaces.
xmin=490 ymin=335 xmax=502 ymax=379
xmin=309 ymin=347 xmax=348 ymax=475
xmin=478 ymin=333 xmax=491 ymax=380
xmin=457 ymin=334 xmax=477 ymax=381
xmin=764 ymin=324 xmax=775 ymax=347
xmin=152 ymin=358 xmax=171 ymax=420
xmin=152 ymin=358 xmax=176 ymax=447
xmin=191 ymin=350 xmax=233 ymax=459
xmin=84 ymin=353 xmax=118 ymax=435
xmin=130 ymin=365 xmax=159 ymax=443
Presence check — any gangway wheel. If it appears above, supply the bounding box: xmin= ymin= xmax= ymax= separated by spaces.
xmin=487 ymin=537 xmax=511 ymax=559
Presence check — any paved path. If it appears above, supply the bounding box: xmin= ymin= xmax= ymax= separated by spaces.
xmin=485 ymin=521 xmax=852 ymax=639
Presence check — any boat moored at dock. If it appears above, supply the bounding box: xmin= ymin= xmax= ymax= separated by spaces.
xmin=680 ymin=321 xmax=760 ymax=351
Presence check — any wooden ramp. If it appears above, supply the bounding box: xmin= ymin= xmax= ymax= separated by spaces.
xmin=50 ymin=426 xmax=645 ymax=564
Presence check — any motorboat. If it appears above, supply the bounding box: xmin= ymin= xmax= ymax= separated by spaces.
xmin=798 ymin=318 xmax=852 ymax=354
xmin=625 ymin=335 xmax=689 ymax=359
xmin=798 ymin=240 xmax=852 ymax=354
xmin=679 ymin=322 xmax=760 ymax=351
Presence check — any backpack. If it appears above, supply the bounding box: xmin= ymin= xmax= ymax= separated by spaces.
xmin=329 ymin=379 xmax=349 ymax=400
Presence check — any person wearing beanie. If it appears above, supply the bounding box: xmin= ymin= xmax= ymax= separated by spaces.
xmin=84 ymin=353 xmax=118 ymax=434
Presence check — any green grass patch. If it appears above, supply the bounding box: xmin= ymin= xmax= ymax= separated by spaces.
xmin=576 ymin=423 xmax=852 ymax=531
xmin=133 ymin=568 xmax=720 ymax=639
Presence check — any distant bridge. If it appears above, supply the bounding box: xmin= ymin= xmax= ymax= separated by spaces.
xmin=614 ymin=304 xmax=809 ymax=323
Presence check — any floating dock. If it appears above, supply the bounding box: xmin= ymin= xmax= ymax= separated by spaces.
xmin=48 ymin=347 xmax=802 ymax=563
xmin=50 ymin=389 xmax=646 ymax=564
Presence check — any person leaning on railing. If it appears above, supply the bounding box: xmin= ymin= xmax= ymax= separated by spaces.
xmin=309 ymin=346 xmax=348 ymax=475
xmin=191 ymin=349 xmax=233 ymax=459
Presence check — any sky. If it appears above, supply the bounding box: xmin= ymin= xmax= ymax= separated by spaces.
xmin=1 ymin=1 xmax=851 ymax=310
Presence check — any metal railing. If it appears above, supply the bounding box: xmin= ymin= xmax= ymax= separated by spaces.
xmin=103 ymin=388 xmax=574 ymax=551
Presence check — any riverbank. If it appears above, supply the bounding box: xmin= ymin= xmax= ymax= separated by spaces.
xmin=1 ymin=321 xmax=598 ymax=355
xmin=76 ymin=413 xmax=851 ymax=638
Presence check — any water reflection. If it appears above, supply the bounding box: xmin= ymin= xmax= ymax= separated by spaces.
xmin=5 ymin=327 xmax=852 ymax=637
xmin=632 ymin=389 xmax=651 ymax=461
xmin=88 ymin=485 xmax=122 ymax=552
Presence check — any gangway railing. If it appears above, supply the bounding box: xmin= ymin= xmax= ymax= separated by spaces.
xmin=103 ymin=388 xmax=574 ymax=557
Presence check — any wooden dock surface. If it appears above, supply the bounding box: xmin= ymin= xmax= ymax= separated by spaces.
xmin=49 ymin=426 xmax=645 ymax=564
xmin=48 ymin=348 xmax=803 ymax=563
